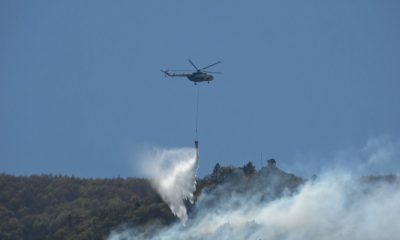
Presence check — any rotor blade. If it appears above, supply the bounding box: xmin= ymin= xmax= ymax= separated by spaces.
xmin=188 ymin=59 xmax=199 ymax=71
xmin=201 ymin=61 xmax=221 ymax=70
xmin=203 ymin=71 xmax=222 ymax=74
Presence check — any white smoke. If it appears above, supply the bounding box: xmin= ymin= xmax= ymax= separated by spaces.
xmin=361 ymin=136 xmax=400 ymax=172
xmin=138 ymin=147 xmax=199 ymax=223
xmin=289 ymin=136 xmax=400 ymax=177
xmin=110 ymin=138 xmax=400 ymax=240
xmin=110 ymin=173 xmax=400 ymax=240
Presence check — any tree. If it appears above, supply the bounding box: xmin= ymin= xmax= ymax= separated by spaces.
xmin=212 ymin=163 xmax=221 ymax=176
xmin=242 ymin=161 xmax=255 ymax=175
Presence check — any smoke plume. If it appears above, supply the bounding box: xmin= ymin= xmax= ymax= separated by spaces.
xmin=110 ymin=138 xmax=400 ymax=240
xmin=110 ymin=173 xmax=400 ymax=240
xmin=138 ymin=147 xmax=199 ymax=223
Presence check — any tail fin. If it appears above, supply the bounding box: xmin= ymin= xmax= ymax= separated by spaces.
xmin=160 ymin=70 xmax=171 ymax=77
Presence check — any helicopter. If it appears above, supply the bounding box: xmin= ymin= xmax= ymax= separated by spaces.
xmin=161 ymin=59 xmax=221 ymax=84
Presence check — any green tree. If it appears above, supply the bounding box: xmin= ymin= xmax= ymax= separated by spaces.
xmin=242 ymin=161 xmax=255 ymax=175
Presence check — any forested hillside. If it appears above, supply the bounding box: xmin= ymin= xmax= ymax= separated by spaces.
xmin=0 ymin=174 xmax=174 ymax=239
xmin=1 ymin=160 xmax=396 ymax=240
xmin=0 ymin=160 xmax=303 ymax=239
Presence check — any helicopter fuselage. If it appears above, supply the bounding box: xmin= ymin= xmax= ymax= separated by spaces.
xmin=187 ymin=71 xmax=214 ymax=83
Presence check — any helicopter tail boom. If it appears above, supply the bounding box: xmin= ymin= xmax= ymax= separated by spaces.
xmin=160 ymin=70 xmax=189 ymax=78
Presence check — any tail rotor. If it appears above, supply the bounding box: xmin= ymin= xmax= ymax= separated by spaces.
xmin=160 ymin=70 xmax=170 ymax=78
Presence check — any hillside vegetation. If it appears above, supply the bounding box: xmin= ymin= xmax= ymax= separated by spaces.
xmin=0 ymin=160 xmax=396 ymax=240
xmin=0 ymin=175 xmax=174 ymax=239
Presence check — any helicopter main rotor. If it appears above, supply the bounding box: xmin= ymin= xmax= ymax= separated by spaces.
xmin=188 ymin=59 xmax=221 ymax=73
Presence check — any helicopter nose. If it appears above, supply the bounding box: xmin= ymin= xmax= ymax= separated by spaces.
xmin=208 ymin=75 xmax=214 ymax=80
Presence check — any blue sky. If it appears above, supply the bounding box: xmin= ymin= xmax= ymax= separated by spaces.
xmin=1 ymin=0 xmax=399 ymax=177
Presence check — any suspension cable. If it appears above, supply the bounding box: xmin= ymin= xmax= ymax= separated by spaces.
xmin=195 ymin=85 xmax=200 ymax=141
